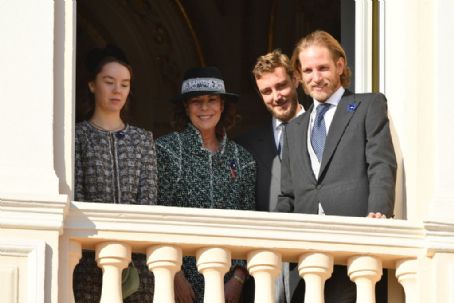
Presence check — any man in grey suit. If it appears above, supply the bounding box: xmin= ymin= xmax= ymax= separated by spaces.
xmin=277 ymin=30 xmax=397 ymax=302
xmin=236 ymin=50 xmax=303 ymax=302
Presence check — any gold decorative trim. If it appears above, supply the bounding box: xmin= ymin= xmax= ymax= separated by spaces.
xmin=173 ymin=0 xmax=206 ymax=66
xmin=78 ymin=14 xmax=106 ymax=47
xmin=267 ymin=0 xmax=278 ymax=52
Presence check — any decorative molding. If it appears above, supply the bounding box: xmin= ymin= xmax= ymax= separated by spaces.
xmin=75 ymin=0 xmax=208 ymax=136
xmin=0 ymin=265 xmax=18 ymax=302
xmin=0 ymin=240 xmax=46 ymax=303
xmin=77 ymin=14 xmax=106 ymax=46
xmin=122 ymin=0 xmax=154 ymax=23
xmin=267 ymin=0 xmax=278 ymax=52
xmin=173 ymin=0 xmax=205 ymax=65
xmin=424 ymin=220 xmax=454 ymax=256
xmin=0 ymin=194 xmax=68 ymax=232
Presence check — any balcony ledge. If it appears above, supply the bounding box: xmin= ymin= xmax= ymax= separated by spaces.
xmin=66 ymin=201 xmax=431 ymax=266
xmin=0 ymin=193 xmax=69 ymax=232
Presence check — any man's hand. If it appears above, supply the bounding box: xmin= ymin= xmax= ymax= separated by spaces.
xmin=367 ymin=212 xmax=387 ymax=219
xmin=174 ymin=270 xmax=195 ymax=303
xmin=224 ymin=267 xmax=247 ymax=303
xmin=224 ymin=278 xmax=243 ymax=303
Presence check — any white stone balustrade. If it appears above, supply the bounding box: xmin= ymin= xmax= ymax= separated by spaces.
xmin=298 ymin=252 xmax=333 ymax=303
xmin=147 ymin=245 xmax=182 ymax=303
xmin=57 ymin=202 xmax=454 ymax=303
xmin=247 ymin=250 xmax=282 ymax=303
xmin=196 ymin=247 xmax=231 ymax=303
xmin=95 ymin=242 xmax=131 ymax=303
xmin=395 ymin=259 xmax=418 ymax=303
xmin=348 ymin=256 xmax=383 ymax=303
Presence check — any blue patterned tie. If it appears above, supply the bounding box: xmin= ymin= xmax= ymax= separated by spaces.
xmin=311 ymin=103 xmax=330 ymax=162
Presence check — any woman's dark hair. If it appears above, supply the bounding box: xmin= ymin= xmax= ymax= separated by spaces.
xmin=79 ymin=45 xmax=133 ymax=122
xmin=171 ymin=96 xmax=239 ymax=138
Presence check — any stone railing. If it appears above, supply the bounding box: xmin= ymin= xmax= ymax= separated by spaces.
xmin=60 ymin=201 xmax=427 ymax=303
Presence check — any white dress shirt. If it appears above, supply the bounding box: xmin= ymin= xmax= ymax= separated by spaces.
xmin=307 ymin=86 xmax=345 ymax=177
xmin=273 ymin=104 xmax=305 ymax=150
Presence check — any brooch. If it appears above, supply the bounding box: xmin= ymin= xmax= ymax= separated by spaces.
xmin=347 ymin=103 xmax=358 ymax=113
xmin=115 ymin=131 xmax=125 ymax=139
xmin=228 ymin=159 xmax=238 ymax=179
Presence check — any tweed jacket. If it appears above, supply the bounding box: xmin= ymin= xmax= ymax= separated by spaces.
xmin=156 ymin=123 xmax=256 ymax=302
xmin=74 ymin=120 xmax=158 ymax=303
xmin=75 ymin=120 xmax=157 ymax=205
xmin=156 ymin=123 xmax=255 ymax=210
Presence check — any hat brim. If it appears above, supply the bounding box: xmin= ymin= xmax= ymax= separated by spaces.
xmin=171 ymin=90 xmax=239 ymax=103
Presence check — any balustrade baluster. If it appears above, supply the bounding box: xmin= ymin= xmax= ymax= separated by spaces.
xmin=298 ymin=252 xmax=333 ymax=303
xmin=196 ymin=247 xmax=230 ymax=303
xmin=147 ymin=245 xmax=182 ymax=303
xmin=247 ymin=250 xmax=282 ymax=303
xmin=348 ymin=256 xmax=382 ymax=303
xmin=96 ymin=242 xmax=131 ymax=303
xmin=396 ymin=258 xmax=418 ymax=303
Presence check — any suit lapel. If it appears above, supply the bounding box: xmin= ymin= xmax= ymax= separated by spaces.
xmin=295 ymin=105 xmax=315 ymax=180
xmin=319 ymin=92 xmax=359 ymax=176
xmin=257 ymin=122 xmax=278 ymax=170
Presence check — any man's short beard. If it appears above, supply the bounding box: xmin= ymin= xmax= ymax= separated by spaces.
xmin=270 ymin=98 xmax=298 ymax=122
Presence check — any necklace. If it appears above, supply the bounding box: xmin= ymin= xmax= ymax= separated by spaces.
xmin=89 ymin=120 xmax=125 ymax=132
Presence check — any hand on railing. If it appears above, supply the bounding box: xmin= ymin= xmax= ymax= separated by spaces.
xmin=224 ymin=267 xmax=247 ymax=303
xmin=174 ymin=270 xmax=195 ymax=303
xmin=367 ymin=212 xmax=387 ymax=219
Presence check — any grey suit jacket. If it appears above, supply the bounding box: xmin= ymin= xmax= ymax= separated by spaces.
xmin=236 ymin=120 xmax=281 ymax=211
xmin=277 ymin=91 xmax=397 ymax=217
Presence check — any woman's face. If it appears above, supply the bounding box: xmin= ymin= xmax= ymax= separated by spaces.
xmin=89 ymin=61 xmax=131 ymax=115
xmin=185 ymin=94 xmax=224 ymax=134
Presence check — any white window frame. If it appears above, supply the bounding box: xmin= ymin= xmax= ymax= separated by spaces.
xmin=355 ymin=0 xmax=373 ymax=93
xmin=55 ymin=0 xmax=77 ymax=199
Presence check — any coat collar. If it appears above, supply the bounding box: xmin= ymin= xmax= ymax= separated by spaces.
xmin=183 ymin=123 xmax=228 ymax=155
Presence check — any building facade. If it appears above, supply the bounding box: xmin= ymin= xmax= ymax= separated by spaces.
xmin=1 ymin=0 xmax=454 ymax=302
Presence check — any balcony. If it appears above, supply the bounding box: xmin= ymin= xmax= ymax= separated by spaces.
xmin=54 ymin=201 xmax=432 ymax=302
xmin=3 ymin=196 xmax=454 ymax=302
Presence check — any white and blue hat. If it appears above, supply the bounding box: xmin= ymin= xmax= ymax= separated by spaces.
xmin=172 ymin=66 xmax=239 ymax=102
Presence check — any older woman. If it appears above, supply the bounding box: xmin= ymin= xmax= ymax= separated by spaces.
xmin=73 ymin=45 xmax=157 ymax=303
xmin=156 ymin=66 xmax=256 ymax=303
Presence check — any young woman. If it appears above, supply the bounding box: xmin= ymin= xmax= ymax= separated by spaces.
xmin=73 ymin=45 xmax=157 ymax=302
xmin=156 ymin=66 xmax=256 ymax=303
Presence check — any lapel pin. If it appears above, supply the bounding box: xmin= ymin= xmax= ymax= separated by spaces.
xmin=229 ymin=159 xmax=238 ymax=179
xmin=347 ymin=103 xmax=358 ymax=112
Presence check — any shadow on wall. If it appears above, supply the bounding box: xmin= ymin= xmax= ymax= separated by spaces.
xmin=389 ymin=117 xmax=407 ymax=220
